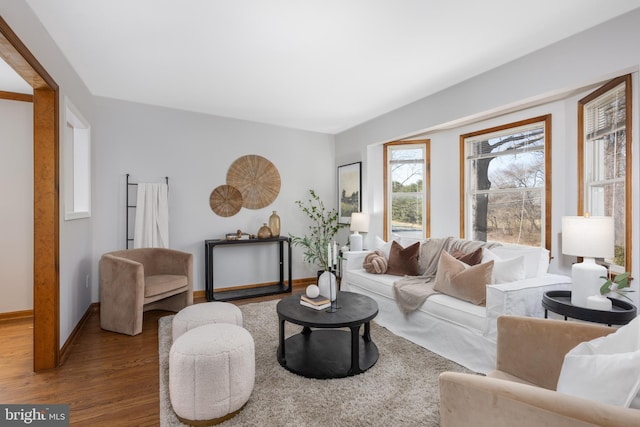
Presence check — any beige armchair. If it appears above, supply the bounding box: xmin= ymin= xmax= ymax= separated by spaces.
xmin=439 ymin=316 xmax=640 ymax=427
xmin=100 ymin=248 xmax=193 ymax=335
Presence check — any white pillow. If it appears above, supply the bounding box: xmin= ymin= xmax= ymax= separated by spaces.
xmin=489 ymin=245 xmax=549 ymax=279
xmin=482 ymin=249 xmax=525 ymax=283
xmin=557 ymin=316 xmax=640 ymax=407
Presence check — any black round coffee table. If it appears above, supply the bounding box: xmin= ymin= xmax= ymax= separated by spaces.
xmin=542 ymin=290 xmax=637 ymax=326
xmin=276 ymin=291 xmax=379 ymax=379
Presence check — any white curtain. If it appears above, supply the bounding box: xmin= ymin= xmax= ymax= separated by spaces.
xmin=134 ymin=183 xmax=169 ymax=248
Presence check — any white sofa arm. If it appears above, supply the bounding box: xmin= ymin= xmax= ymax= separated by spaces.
xmin=484 ymin=273 xmax=571 ymax=340
xmin=342 ymin=250 xmax=371 ymax=273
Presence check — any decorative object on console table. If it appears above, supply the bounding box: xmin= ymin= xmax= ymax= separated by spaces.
xmin=561 ymin=215 xmax=614 ymax=308
xmin=349 ymin=212 xmax=369 ymax=251
xmin=269 ymin=211 xmax=281 ymax=237
xmin=257 ymin=223 xmax=272 ymax=239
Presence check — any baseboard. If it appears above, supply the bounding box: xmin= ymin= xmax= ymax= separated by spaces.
xmin=0 ymin=309 xmax=33 ymax=321
xmin=194 ymin=277 xmax=315 ymax=302
xmin=60 ymin=303 xmax=99 ymax=366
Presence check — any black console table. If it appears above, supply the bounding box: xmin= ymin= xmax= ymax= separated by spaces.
xmin=204 ymin=236 xmax=292 ymax=301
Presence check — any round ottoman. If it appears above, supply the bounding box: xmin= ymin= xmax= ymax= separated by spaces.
xmin=172 ymin=302 xmax=243 ymax=341
xmin=169 ymin=323 xmax=255 ymax=425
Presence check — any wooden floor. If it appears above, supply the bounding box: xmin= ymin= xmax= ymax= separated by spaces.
xmin=0 ymin=288 xmax=302 ymax=426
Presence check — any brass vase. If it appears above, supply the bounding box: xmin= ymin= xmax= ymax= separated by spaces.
xmin=257 ymin=223 xmax=272 ymax=239
xmin=268 ymin=211 xmax=281 ymax=237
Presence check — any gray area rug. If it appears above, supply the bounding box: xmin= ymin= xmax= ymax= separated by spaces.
xmin=159 ymin=299 xmax=471 ymax=426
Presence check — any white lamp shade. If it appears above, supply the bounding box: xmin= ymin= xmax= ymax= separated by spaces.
xmin=350 ymin=212 xmax=369 ymax=233
xmin=562 ymin=216 xmax=614 ymax=259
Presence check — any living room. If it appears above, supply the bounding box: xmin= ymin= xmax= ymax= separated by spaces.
xmin=1 ymin=1 xmax=640 ymax=425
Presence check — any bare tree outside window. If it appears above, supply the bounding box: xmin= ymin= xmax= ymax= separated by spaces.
xmin=383 ymin=140 xmax=430 ymax=240
xmin=461 ymin=116 xmax=551 ymax=250
xmin=578 ymin=75 xmax=632 ymax=272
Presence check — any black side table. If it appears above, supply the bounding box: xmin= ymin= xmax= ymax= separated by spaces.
xmin=542 ymin=290 xmax=637 ymax=326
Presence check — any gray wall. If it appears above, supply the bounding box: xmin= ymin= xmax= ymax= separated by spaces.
xmin=92 ymin=97 xmax=337 ymax=297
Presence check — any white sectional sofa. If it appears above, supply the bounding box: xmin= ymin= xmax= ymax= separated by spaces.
xmin=341 ymin=236 xmax=571 ymax=373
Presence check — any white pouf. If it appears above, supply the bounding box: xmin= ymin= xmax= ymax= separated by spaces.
xmin=172 ymin=302 xmax=243 ymax=342
xmin=169 ymin=323 xmax=255 ymax=425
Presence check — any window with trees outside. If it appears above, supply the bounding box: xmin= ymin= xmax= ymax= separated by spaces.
xmin=460 ymin=115 xmax=551 ymax=250
xmin=578 ymin=74 xmax=632 ymax=273
xmin=383 ymin=140 xmax=430 ymax=241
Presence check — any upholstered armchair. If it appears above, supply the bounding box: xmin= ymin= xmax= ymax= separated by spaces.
xmin=100 ymin=248 xmax=193 ymax=335
xmin=439 ymin=315 xmax=640 ymax=427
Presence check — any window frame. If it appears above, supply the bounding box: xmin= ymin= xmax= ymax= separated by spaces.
xmin=577 ymin=74 xmax=632 ymax=272
xmin=383 ymin=139 xmax=430 ymax=241
xmin=460 ymin=115 xmax=552 ymax=251
xmin=63 ymin=97 xmax=91 ymax=220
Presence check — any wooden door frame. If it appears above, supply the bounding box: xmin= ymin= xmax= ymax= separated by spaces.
xmin=0 ymin=16 xmax=60 ymax=371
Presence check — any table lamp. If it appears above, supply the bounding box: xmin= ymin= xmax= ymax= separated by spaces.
xmin=349 ymin=212 xmax=369 ymax=251
xmin=561 ymin=215 xmax=614 ymax=308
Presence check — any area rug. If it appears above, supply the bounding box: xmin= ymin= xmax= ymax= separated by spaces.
xmin=159 ymin=300 xmax=472 ymax=426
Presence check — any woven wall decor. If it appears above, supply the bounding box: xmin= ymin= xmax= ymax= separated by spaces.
xmin=209 ymin=184 xmax=243 ymax=217
xmin=227 ymin=155 xmax=280 ymax=209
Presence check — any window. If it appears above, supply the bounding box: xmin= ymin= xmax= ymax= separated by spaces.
xmin=578 ymin=75 xmax=631 ymax=272
xmin=461 ymin=115 xmax=551 ymax=249
xmin=383 ymin=140 xmax=430 ymax=240
xmin=63 ymin=97 xmax=91 ymax=220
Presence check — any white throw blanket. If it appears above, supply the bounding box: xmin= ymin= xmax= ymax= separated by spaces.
xmin=134 ymin=183 xmax=169 ymax=248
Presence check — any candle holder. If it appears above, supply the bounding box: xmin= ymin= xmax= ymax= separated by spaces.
xmin=327 ymin=267 xmax=340 ymax=312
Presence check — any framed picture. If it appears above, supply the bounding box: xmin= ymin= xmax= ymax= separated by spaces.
xmin=337 ymin=162 xmax=362 ymax=224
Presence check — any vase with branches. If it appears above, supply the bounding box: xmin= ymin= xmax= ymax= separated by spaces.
xmin=600 ymin=271 xmax=634 ymax=301
xmin=290 ymin=189 xmax=346 ymax=271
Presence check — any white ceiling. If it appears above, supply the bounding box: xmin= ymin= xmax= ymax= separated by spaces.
xmin=9 ymin=0 xmax=640 ymax=133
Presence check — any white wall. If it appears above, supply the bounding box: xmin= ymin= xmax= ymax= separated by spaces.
xmin=92 ymin=97 xmax=336 ymax=297
xmin=335 ymin=9 xmax=640 ymax=306
xmin=0 ymin=98 xmax=33 ymax=312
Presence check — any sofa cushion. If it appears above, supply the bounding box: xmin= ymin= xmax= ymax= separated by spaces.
xmin=557 ymin=316 xmax=640 ymax=407
xmin=345 ymin=268 xmax=486 ymax=332
xmin=363 ymin=250 xmax=388 ymax=274
xmin=451 ymin=247 xmax=483 ymax=266
xmin=482 ymin=249 xmax=525 ymax=284
xmin=144 ymin=274 xmax=188 ymax=297
xmin=489 ymin=245 xmax=549 ymax=278
xmin=387 ymin=241 xmax=420 ymax=276
xmin=433 ymin=251 xmax=494 ymax=306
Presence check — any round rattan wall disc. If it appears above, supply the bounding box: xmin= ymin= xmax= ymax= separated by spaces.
xmin=209 ymin=185 xmax=243 ymax=217
xmin=227 ymin=155 xmax=281 ymax=209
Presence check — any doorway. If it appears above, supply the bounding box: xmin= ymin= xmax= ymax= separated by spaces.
xmin=0 ymin=17 xmax=60 ymax=371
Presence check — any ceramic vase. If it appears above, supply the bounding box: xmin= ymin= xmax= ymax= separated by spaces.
xmin=269 ymin=211 xmax=281 ymax=237
xmin=317 ymin=270 xmax=337 ymax=301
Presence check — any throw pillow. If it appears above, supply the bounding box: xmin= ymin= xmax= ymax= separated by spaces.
xmin=386 ymin=240 xmax=420 ymax=276
xmin=433 ymin=251 xmax=494 ymax=305
xmin=363 ymin=250 xmax=388 ymax=274
xmin=450 ymin=247 xmax=483 ymax=266
xmin=556 ymin=316 xmax=640 ymax=407
xmin=482 ymin=249 xmax=525 ymax=283
xmin=374 ymin=235 xmax=396 ymax=258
